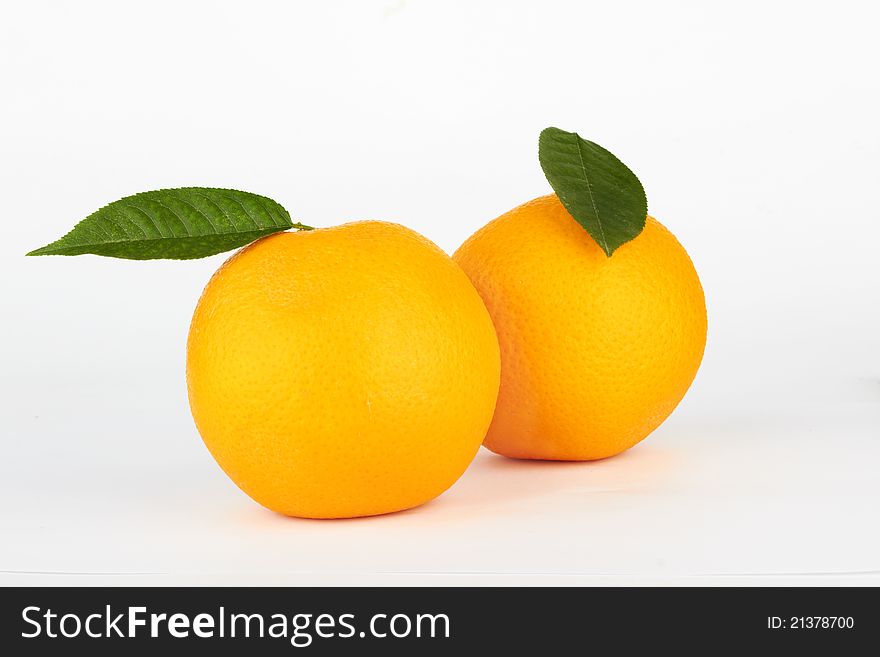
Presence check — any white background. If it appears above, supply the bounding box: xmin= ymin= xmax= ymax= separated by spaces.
xmin=1 ymin=1 xmax=878 ymax=585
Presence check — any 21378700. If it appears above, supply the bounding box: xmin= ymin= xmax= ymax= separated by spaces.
xmin=768 ymin=616 xmax=854 ymax=630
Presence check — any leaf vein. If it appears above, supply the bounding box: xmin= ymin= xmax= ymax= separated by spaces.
xmin=573 ymin=137 xmax=609 ymax=254
xmin=191 ymin=190 xmax=235 ymax=233
xmin=168 ymin=192 xmax=220 ymax=234
xmin=117 ymin=205 xmax=155 ymax=239
xmin=255 ymin=198 xmax=287 ymax=228
xmin=149 ymin=199 xmax=194 ymax=237
xmin=217 ymin=192 xmax=260 ymax=229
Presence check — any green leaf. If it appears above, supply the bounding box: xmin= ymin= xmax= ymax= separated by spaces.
xmin=538 ymin=127 xmax=647 ymax=257
xmin=27 ymin=187 xmax=312 ymax=260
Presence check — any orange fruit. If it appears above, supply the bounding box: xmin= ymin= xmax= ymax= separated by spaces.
xmin=186 ymin=221 xmax=500 ymax=518
xmin=453 ymin=195 xmax=706 ymax=460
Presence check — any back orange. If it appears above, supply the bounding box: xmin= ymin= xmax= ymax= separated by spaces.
xmin=454 ymin=195 xmax=706 ymax=460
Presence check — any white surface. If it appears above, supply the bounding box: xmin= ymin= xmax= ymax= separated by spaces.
xmin=1 ymin=1 xmax=878 ymax=585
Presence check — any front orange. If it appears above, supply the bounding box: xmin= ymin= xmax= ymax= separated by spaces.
xmin=187 ymin=221 xmax=500 ymax=518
